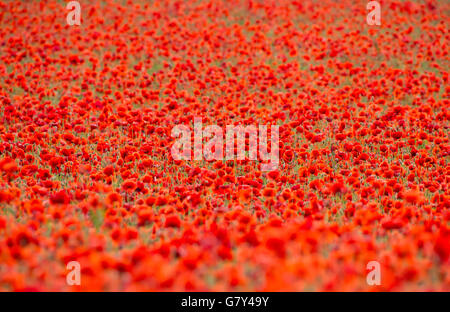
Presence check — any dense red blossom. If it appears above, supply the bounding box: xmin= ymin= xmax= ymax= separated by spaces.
xmin=0 ymin=0 xmax=448 ymax=291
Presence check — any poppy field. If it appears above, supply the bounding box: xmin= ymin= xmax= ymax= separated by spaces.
xmin=0 ymin=0 xmax=449 ymax=291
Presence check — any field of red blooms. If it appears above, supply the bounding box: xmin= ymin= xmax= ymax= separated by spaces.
xmin=0 ymin=0 xmax=449 ymax=291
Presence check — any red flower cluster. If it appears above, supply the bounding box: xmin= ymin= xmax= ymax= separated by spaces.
xmin=0 ymin=0 xmax=449 ymax=291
